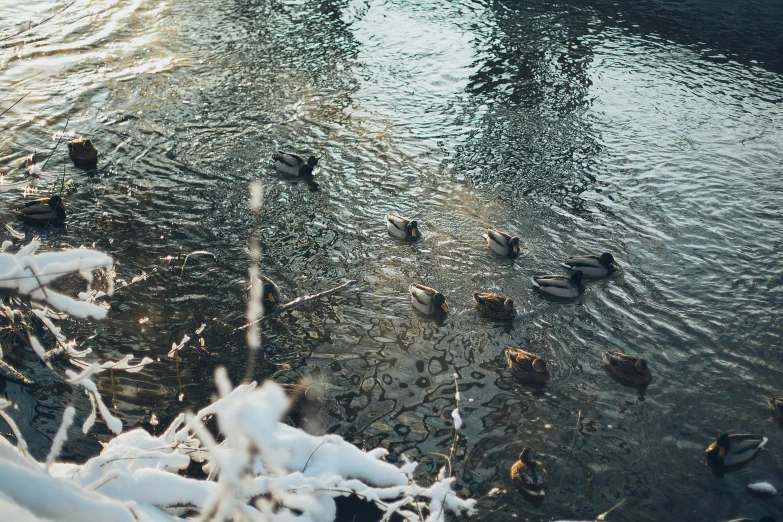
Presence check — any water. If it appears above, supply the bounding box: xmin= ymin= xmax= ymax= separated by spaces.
xmin=1 ymin=0 xmax=782 ymax=520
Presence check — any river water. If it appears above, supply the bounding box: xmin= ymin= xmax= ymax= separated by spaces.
xmin=1 ymin=0 xmax=782 ymax=520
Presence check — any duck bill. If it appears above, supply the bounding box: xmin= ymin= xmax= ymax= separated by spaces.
xmin=411 ymin=228 xmax=417 ymax=237
xmin=718 ymin=447 xmax=726 ymax=458
xmin=268 ymin=293 xmax=276 ymax=303
xmin=440 ymin=303 xmax=449 ymax=313
xmin=512 ymin=245 xmax=518 ymax=253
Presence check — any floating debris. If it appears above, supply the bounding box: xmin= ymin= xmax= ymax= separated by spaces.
xmin=747 ymin=482 xmax=777 ymax=497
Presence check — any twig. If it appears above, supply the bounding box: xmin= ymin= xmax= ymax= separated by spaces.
xmin=0 ymin=0 xmax=77 ymax=43
xmin=554 ymin=410 xmax=582 ymax=498
xmin=428 ymin=452 xmax=452 ymax=478
xmin=302 ymin=441 xmax=328 ymax=473
xmin=596 ymin=498 xmax=626 ymax=521
xmin=0 ymin=92 xmax=29 ymax=119
xmin=234 ymin=279 xmax=359 ymax=331
xmin=180 ymin=250 xmax=216 ymax=277
xmin=40 ymin=115 xmax=69 ymax=171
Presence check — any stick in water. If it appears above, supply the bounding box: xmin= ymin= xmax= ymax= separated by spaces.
xmin=234 ymin=279 xmax=359 ymax=331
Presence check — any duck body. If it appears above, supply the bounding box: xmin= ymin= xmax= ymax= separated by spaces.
xmin=67 ymin=137 xmax=98 ymax=165
xmin=485 ymin=228 xmax=520 ymax=258
xmin=273 ymin=152 xmax=318 ymax=176
xmin=473 ymin=292 xmax=516 ymax=320
xmin=603 ymin=351 xmax=652 ymax=386
xmin=408 ymin=283 xmax=448 ymax=316
xmin=387 ymin=214 xmax=420 ymax=241
xmin=16 ymin=196 xmax=66 ymax=225
xmin=507 ymin=348 xmax=549 ymax=384
xmin=258 ymin=274 xmax=281 ymax=314
xmin=531 ymin=270 xmax=584 ymax=298
xmin=510 ymin=448 xmax=546 ymax=498
xmin=563 ymin=252 xmax=618 ymax=279
xmin=706 ymin=433 xmax=767 ymax=467
xmin=769 ymin=397 xmax=783 ymax=419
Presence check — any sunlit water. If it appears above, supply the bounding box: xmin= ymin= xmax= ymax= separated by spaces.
xmin=1 ymin=0 xmax=782 ymax=520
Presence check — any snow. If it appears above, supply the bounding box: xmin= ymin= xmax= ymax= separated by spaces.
xmin=0 ymin=369 xmax=476 ymax=521
xmin=0 ymin=241 xmax=476 ymax=521
xmin=0 ymin=241 xmax=113 ymax=319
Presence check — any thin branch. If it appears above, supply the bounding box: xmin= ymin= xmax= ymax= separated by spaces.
xmin=180 ymin=250 xmax=216 ymax=277
xmin=0 ymin=92 xmax=29 ymax=119
xmin=234 ymin=279 xmax=359 ymax=332
xmin=302 ymin=441 xmax=328 ymax=473
xmin=596 ymin=498 xmax=626 ymax=521
xmin=0 ymin=0 xmax=78 ymax=43
xmin=40 ymin=116 xmax=69 ymax=171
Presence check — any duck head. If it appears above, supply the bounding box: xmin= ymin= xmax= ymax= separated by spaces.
xmin=519 ymin=447 xmax=532 ymax=463
xmin=432 ymin=292 xmax=448 ymax=313
xmin=407 ymin=219 xmax=419 ymax=238
xmin=508 ymin=236 xmax=520 ymax=255
xmin=503 ymin=298 xmax=515 ymax=311
xmin=49 ymin=195 xmax=64 ymax=208
xmin=707 ymin=433 xmax=731 ymax=460
xmin=571 ymin=270 xmax=584 ymax=284
xmin=599 ymin=252 xmax=614 ymax=266
xmin=262 ymin=282 xmax=278 ymax=307
xmin=634 ymin=358 xmax=648 ymax=373
xmin=532 ymin=358 xmax=548 ymax=375
xmin=306 ymin=156 xmax=319 ymax=167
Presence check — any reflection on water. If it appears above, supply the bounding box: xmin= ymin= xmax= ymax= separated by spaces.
xmin=0 ymin=0 xmax=782 ymax=520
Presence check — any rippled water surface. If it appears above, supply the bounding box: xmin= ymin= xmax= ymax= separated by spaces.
xmin=1 ymin=0 xmax=782 ymax=520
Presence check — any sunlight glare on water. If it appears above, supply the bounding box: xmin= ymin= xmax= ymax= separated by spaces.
xmin=0 ymin=0 xmax=781 ymax=520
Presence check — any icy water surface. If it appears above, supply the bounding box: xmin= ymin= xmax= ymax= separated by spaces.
xmin=1 ymin=0 xmax=782 ymax=520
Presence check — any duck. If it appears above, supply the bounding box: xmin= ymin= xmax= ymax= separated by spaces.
xmin=530 ymin=270 xmax=584 ymax=298
xmin=769 ymin=397 xmax=783 ymax=419
xmin=706 ymin=433 xmax=767 ymax=467
xmin=257 ymin=274 xmax=281 ymax=314
xmin=387 ymin=213 xmax=420 ymax=241
xmin=506 ymin=348 xmax=549 ymax=384
xmin=67 ymin=137 xmax=98 ymax=165
xmin=16 ymin=196 xmax=66 ymax=225
xmin=273 ymin=152 xmax=318 ymax=176
xmin=484 ymin=228 xmax=520 ymax=258
xmin=473 ymin=292 xmax=516 ymax=320
xmin=510 ymin=447 xmax=546 ymax=498
xmin=408 ymin=283 xmax=448 ymax=316
xmin=563 ymin=252 xmax=618 ymax=279
xmin=603 ymin=351 xmax=652 ymax=386
xmin=279 ymin=383 xmax=323 ymax=420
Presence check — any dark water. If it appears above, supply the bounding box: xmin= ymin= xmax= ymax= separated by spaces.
xmin=1 ymin=0 xmax=782 ymax=520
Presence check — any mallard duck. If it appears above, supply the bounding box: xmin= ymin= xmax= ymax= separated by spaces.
xmin=531 ymin=270 xmax=584 ymax=298
xmin=408 ymin=283 xmax=448 ymax=316
xmin=16 ymin=196 xmax=66 ymax=225
xmin=387 ymin=214 xmax=420 ymax=241
xmin=273 ymin=152 xmax=318 ymax=176
xmin=769 ymin=397 xmax=783 ymax=419
xmin=279 ymin=383 xmax=322 ymax=418
xmin=258 ymin=274 xmax=281 ymax=313
xmin=563 ymin=252 xmax=618 ymax=279
xmin=603 ymin=351 xmax=652 ymax=386
xmin=506 ymin=348 xmax=549 ymax=384
xmin=510 ymin=447 xmax=546 ymax=498
xmin=473 ymin=292 xmax=516 ymax=320
xmin=706 ymin=433 xmax=767 ymax=467
xmin=67 ymin=137 xmax=98 ymax=165
xmin=484 ymin=228 xmax=520 ymax=258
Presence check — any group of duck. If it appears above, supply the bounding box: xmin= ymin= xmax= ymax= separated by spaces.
xmin=13 ymin=137 xmax=99 ymax=226
xmin=273 ymin=151 xmax=781 ymax=517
